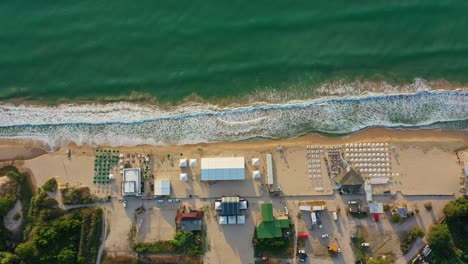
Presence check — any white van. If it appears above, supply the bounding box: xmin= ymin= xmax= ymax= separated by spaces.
xmin=332 ymin=211 xmax=338 ymax=221
xmin=311 ymin=212 xmax=317 ymax=225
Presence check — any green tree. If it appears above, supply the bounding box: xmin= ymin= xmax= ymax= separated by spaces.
xmin=391 ymin=213 xmax=402 ymax=223
xmin=15 ymin=241 xmax=36 ymax=260
xmin=428 ymin=224 xmax=453 ymax=257
xmin=57 ymin=248 xmax=76 ymax=264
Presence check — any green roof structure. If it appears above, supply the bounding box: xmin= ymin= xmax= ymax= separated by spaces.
xmin=261 ymin=203 xmax=274 ymax=222
xmin=256 ymin=203 xmax=291 ymax=239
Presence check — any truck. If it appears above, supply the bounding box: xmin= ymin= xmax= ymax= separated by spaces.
xmin=311 ymin=212 xmax=317 ymax=225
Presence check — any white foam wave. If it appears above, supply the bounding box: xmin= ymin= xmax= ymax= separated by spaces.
xmin=0 ymin=90 xmax=466 ymax=151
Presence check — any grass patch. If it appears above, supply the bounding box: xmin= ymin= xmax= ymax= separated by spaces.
xmin=62 ymin=186 xmax=97 ymax=205
xmin=134 ymin=230 xmax=205 ymax=256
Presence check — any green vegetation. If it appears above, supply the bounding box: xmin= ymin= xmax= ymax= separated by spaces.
xmin=252 ymin=228 xmax=294 ymax=258
xmin=0 ymin=251 xmax=20 ymax=264
xmin=11 ymin=190 xmax=103 ymax=264
xmin=391 ymin=213 xmax=402 ymax=224
xmin=383 ymin=204 xmax=390 ymax=212
xmin=0 ymin=169 xmax=29 ymax=252
xmin=62 ymin=187 xmax=96 ymax=205
xmin=400 ymin=226 xmax=424 ymax=254
xmin=427 ymin=198 xmax=468 ymax=263
xmin=42 ymin=178 xmax=58 ymax=193
xmin=133 ymin=230 xmax=205 ymax=256
xmin=351 ymin=236 xmax=368 ymax=262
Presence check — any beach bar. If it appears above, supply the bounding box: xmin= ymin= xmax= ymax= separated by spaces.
xmin=121 ymin=168 xmax=142 ymax=196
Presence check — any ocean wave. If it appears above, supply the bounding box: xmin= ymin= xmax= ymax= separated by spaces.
xmin=0 ymin=90 xmax=466 ymax=151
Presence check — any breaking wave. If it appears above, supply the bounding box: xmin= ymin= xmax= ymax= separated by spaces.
xmin=0 ymin=90 xmax=466 ymax=151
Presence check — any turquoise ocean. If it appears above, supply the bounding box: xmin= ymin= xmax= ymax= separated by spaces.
xmin=0 ymin=1 xmax=467 ymax=148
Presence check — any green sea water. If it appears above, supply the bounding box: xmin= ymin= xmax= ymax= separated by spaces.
xmin=1 ymin=1 xmax=468 ymax=103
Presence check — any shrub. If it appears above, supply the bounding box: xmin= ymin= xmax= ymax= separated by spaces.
xmin=42 ymin=178 xmax=58 ymax=192
xmin=62 ymin=187 xmax=96 ymax=205
xmin=415 ymin=208 xmax=420 ymax=214
xmin=13 ymin=212 xmax=21 ymax=221
xmin=383 ymin=204 xmax=391 ymax=212
xmin=391 ymin=213 xmax=402 ymax=223
xmin=424 ymin=202 xmax=432 ymax=211
xmin=412 ymin=226 xmax=424 ymax=238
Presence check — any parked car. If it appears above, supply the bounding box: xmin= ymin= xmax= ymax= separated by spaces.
xmin=123 ymin=200 xmax=127 ymax=208
xmin=321 ymin=234 xmax=329 ymax=238
xmin=284 ymin=206 xmax=289 ymax=215
xmin=348 ymin=200 xmax=357 ymax=204
xmin=156 ymin=199 xmax=164 ymax=203
xmin=361 ymin=243 xmax=370 ymax=247
xmin=298 ymin=249 xmax=307 ymax=262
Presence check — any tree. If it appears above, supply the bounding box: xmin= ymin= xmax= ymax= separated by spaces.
xmin=57 ymin=248 xmax=76 ymax=264
xmin=391 ymin=213 xmax=402 ymax=223
xmin=15 ymin=241 xmax=36 ymax=260
xmin=443 ymin=198 xmax=468 ymax=221
xmin=428 ymin=224 xmax=453 ymax=257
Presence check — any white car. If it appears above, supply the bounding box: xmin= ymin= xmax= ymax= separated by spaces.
xmin=361 ymin=243 xmax=370 ymax=247
xmin=123 ymin=200 xmax=127 ymax=208
xmin=321 ymin=234 xmax=329 ymax=238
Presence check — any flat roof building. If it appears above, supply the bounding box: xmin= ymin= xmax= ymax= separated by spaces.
xmin=122 ymin=168 xmax=141 ymax=196
xmin=154 ymin=179 xmax=171 ymax=196
xmin=201 ymin=157 xmax=245 ymax=181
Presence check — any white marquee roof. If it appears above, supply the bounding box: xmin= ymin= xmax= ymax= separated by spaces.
xmin=154 ymin=179 xmax=171 ymax=196
xmin=201 ymin=157 xmax=245 ymax=181
xmin=180 ymin=173 xmax=188 ymax=182
xmin=179 ymin=159 xmax=187 ymax=167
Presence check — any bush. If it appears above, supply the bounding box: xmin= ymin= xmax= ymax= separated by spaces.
xmin=13 ymin=212 xmax=21 ymax=221
xmin=400 ymin=226 xmax=425 ymax=254
xmin=383 ymin=204 xmax=391 ymax=212
xmin=42 ymin=178 xmax=58 ymax=192
xmin=424 ymin=202 xmax=432 ymax=211
xmin=391 ymin=213 xmax=402 ymax=223
xmin=62 ymin=187 xmax=96 ymax=205
xmin=133 ymin=231 xmax=205 ymax=256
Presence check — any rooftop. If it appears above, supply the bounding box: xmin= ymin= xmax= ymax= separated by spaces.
xmin=256 ymin=203 xmax=291 ymax=239
xmin=335 ymin=168 xmax=364 ymax=186
xmin=122 ymin=168 xmax=141 ymax=196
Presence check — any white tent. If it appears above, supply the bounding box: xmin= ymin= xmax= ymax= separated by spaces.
xmin=189 ymin=159 xmax=197 ymax=167
xmin=108 ymin=174 xmax=115 ymax=180
xmin=219 ymin=216 xmax=228 ymax=225
xmin=252 ymin=170 xmax=261 ymax=179
xmin=252 ymin=158 xmax=260 ymax=167
xmin=180 ymin=173 xmax=188 ymax=182
xmin=179 ymin=159 xmax=187 ymax=167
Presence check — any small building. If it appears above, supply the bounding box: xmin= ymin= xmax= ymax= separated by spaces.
xmin=189 ymin=159 xmax=197 ymax=167
xmin=201 ymin=157 xmax=245 ymax=181
xmin=256 ymin=203 xmax=291 ymax=239
xmin=334 ymin=168 xmax=364 ymax=194
xmin=179 ymin=173 xmax=188 ymax=182
xmin=122 ymin=168 xmax=141 ymax=196
xmin=266 ymin=154 xmax=274 ymax=186
xmin=154 ymin=179 xmax=171 ymax=196
xmin=397 ymin=206 xmax=408 ymax=218
xmin=176 ymin=210 xmax=203 ymax=232
xmin=368 ymin=202 xmax=383 ymax=214
xmin=215 ymin=196 xmax=248 ymax=225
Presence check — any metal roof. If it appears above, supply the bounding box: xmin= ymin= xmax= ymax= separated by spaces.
xmin=122 ymin=168 xmax=141 ymax=196
xmin=154 ymin=179 xmax=171 ymax=196
xmin=201 ymin=157 xmax=245 ymax=181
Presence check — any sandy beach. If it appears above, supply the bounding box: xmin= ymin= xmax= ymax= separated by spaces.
xmin=0 ymin=128 xmax=466 ymax=195
xmin=1 ymin=127 xmax=467 ymax=263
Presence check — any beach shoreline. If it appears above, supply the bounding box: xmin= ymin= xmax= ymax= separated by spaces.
xmin=1 ymin=128 xmax=466 ymax=161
